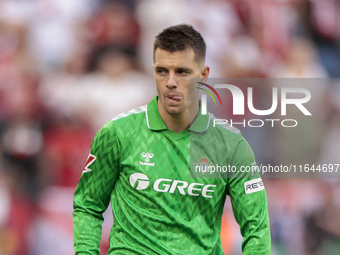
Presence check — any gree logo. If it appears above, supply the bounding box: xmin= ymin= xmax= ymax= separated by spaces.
xmin=129 ymin=173 xmax=216 ymax=198
xmin=197 ymin=82 xmax=222 ymax=115
xmin=129 ymin=173 xmax=150 ymax=190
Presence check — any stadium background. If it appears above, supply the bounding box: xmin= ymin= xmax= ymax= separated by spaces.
xmin=0 ymin=0 xmax=340 ymax=254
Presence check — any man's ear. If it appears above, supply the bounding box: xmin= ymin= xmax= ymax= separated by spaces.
xmin=152 ymin=64 xmax=155 ymax=71
xmin=200 ymin=65 xmax=210 ymax=83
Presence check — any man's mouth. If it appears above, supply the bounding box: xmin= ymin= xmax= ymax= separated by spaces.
xmin=166 ymin=95 xmax=182 ymax=102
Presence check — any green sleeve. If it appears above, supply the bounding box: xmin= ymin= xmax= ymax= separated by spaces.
xmin=227 ymin=135 xmax=271 ymax=255
xmin=73 ymin=121 xmax=119 ymax=254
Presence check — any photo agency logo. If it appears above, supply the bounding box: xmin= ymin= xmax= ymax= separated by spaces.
xmin=197 ymin=82 xmax=312 ymax=128
xmin=197 ymin=82 xmax=222 ymax=113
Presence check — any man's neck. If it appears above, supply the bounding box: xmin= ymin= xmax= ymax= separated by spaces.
xmin=158 ymin=102 xmax=199 ymax=133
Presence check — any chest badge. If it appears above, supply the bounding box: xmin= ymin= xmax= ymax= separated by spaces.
xmin=192 ymin=156 xmax=214 ymax=175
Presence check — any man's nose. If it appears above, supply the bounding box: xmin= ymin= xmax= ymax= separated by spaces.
xmin=166 ymin=72 xmax=177 ymax=89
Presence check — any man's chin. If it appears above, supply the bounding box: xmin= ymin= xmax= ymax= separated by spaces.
xmin=165 ymin=106 xmax=183 ymax=116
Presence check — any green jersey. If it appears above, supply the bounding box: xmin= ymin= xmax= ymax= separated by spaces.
xmin=73 ymin=96 xmax=271 ymax=255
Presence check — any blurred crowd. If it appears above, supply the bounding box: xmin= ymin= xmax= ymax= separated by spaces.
xmin=0 ymin=0 xmax=340 ymax=254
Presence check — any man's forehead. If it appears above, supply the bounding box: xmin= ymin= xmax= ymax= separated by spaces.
xmin=154 ymin=48 xmax=195 ymax=61
xmin=154 ymin=48 xmax=198 ymax=68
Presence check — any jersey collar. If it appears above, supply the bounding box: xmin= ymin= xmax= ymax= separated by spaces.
xmin=146 ymin=96 xmax=210 ymax=133
xmin=189 ymin=105 xmax=210 ymax=133
xmin=146 ymin=96 xmax=167 ymax=131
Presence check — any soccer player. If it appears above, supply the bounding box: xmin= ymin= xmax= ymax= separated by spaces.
xmin=73 ymin=24 xmax=271 ymax=254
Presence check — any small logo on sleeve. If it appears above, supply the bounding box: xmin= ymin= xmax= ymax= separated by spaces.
xmin=83 ymin=153 xmax=97 ymax=173
xmin=244 ymin=178 xmax=265 ymax=194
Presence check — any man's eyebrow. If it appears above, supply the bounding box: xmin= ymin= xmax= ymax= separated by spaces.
xmin=155 ymin=66 xmax=168 ymax=71
xmin=154 ymin=66 xmax=192 ymax=72
xmin=175 ymin=67 xmax=192 ymax=73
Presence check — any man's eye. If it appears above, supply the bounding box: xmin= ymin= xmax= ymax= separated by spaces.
xmin=157 ymin=70 xmax=166 ymax=75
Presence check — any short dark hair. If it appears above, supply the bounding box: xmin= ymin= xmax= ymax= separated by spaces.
xmin=153 ymin=24 xmax=206 ymax=64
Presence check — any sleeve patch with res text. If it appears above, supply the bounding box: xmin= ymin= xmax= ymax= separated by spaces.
xmin=244 ymin=178 xmax=265 ymax=194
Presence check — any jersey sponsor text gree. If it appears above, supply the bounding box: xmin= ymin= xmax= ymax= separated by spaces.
xmin=129 ymin=173 xmax=216 ymax=198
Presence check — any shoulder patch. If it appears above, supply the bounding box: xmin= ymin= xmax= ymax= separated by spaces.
xmin=82 ymin=153 xmax=97 ymax=173
xmin=244 ymin=178 xmax=265 ymax=194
